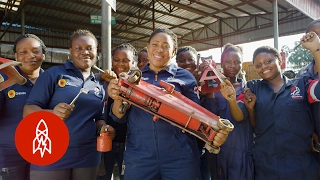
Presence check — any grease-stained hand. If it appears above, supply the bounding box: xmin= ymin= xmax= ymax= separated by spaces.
xmin=100 ymin=124 xmax=116 ymax=140
xmin=107 ymin=79 xmax=122 ymax=100
xmin=214 ymin=129 xmax=229 ymax=147
xmin=192 ymin=60 xmax=216 ymax=82
xmin=300 ymin=31 xmax=320 ymax=52
xmin=220 ymin=80 xmax=236 ymax=101
xmin=243 ymin=88 xmax=256 ymax=110
xmin=53 ymin=103 xmax=74 ymax=120
xmin=192 ymin=68 xmax=202 ymax=83
xmin=101 ymin=69 xmax=117 ymax=82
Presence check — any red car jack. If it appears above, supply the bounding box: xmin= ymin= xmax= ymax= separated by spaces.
xmin=0 ymin=58 xmax=27 ymax=91
xmin=116 ymin=70 xmax=234 ymax=154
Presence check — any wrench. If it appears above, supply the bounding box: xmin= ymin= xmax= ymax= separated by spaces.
xmin=207 ymin=63 xmax=235 ymax=98
xmin=69 ymin=88 xmax=89 ymax=106
xmin=293 ymin=33 xmax=314 ymax=51
xmin=208 ymin=63 xmax=225 ymax=83
xmin=92 ymin=65 xmax=105 ymax=73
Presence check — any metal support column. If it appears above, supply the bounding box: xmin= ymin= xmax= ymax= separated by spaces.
xmin=21 ymin=8 xmax=25 ymax=34
xmin=273 ymin=0 xmax=279 ymax=49
xmin=152 ymin=0 xmax=155 ymax=31
xmin=101 ymin=0 xmax=112 ymax=70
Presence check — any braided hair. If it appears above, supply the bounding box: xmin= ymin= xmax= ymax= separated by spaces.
xmin=177 ymin=46 xmax=198 ymax=56
xmin=139 ymin=47 xmax=147 ymax=54
xmin=112 ymin=43 xmax=137 ymax=58
xmin=221 ymin=43 xmax=243 ymax=63
xmin=176 ymin=46 xmax=197 ymax=62
xmin=69 ymin=29 xmax=98 ymax=48
xmin=13 ymin=34 xmax=47 ymax=53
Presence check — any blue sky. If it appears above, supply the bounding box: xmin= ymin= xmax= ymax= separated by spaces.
xmin=198 ymin=33 xmax=304 ymax=63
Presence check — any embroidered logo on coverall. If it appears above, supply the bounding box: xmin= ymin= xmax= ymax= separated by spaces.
xmin=7 ymin=90 xmax=15 ymax=98
xmin=290 ymin=86 xmax=303 ymax=100
xmin=166 ymin=77 xmax=186 ymax=86
xmin=7 ymin=90 xmax=26 ymax=98
xmin=141 ymin=77 xmax=149 ymax=81
xmin=58 ymin=79 xmax=66 ymax=87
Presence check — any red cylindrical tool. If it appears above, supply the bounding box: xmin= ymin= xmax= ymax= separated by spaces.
xmin=97 ymin=132 xmax=112 ymax=152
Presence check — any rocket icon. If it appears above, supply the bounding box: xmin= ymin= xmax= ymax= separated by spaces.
xmin=33 ymin=119 xmax=52 ymax=158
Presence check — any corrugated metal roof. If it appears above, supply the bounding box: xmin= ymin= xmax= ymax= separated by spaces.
xmin=0 ymin=0 xmax=318 ymax=52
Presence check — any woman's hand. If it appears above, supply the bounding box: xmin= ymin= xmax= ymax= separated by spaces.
xmin=99 ymin=125 xmax=116 ymax=140
xmin=220 ymin=80 xmax=236 ymax=102
xmin=300 ymin=31 xmax=320 ymax=52
xmin=192 ymin=69 xmax=202 ymax=83
xmin=107 ymin=79 xmax=122 ymax=100
xmin=192 ymin=59 xmax=216 ymax=83
xmin=243 ymin=88 xmax=256 ymax=110
xmin=53 ymin=103 xmax=74 ymax=120
xmin=101 ymin=69 xmax=117 ymax=82
xmin=213 ymin=129 xmax=229 ymax=147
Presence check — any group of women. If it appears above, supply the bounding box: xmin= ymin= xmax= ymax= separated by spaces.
xmin=1 ymin=18 xmax=320 ymax=180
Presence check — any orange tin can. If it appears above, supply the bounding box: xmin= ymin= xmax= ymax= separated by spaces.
xmin=97 ymin=132 xmax=112 ymax=152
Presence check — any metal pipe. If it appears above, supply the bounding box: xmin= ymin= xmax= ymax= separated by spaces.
xmin=92 ymin=65 xmax=105 ymax=73
xmin=273 ymin=0 xmax=279 ymax=50
xmin=102 ymin=1 xmax=112 ymax=70
xmin=21 ymin=8 xmax=25 ymax=34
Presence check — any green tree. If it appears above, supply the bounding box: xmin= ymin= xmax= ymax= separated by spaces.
xmin=281 ymin=42 xmax=313 ymax=69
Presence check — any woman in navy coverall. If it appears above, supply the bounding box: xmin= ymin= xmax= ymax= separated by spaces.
xmin=97 ymin=43 xmax=136 ymax=180
xmin=204 ymin=44 xmax=254 ymax=180
xmin=175 ymin=46 xmax=211 ymax=180
xmin=23 ymin=29 xmax=115 ymax=180
xmin=220 ymin=34 xmax=320 ymax=180
xmin=107 ymin=28 xmax=229 ymax=180
xmin=0 ymin=34 xmax=46 ymax=180
xmin=296 ymin=19 xmax=320 ymax=166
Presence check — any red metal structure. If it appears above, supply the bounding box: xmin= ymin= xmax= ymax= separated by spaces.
xmin=116 ymin=70 xmax=234 ymax=154
xmin=199 ymin=60 xmax=227 ymax=94
xmin=0 ymin=58 xmax=27 ymax=91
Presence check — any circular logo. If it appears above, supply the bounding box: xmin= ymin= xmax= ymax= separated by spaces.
xmin=8 ymin=89 xmax=15 ymax=98
xmin=15 ymin=111 xmax=69 ymax=166
xmin=58 ymin=79 xmax=66 ymax=87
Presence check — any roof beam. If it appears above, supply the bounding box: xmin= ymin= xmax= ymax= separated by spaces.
xmin=0 ymin=0 xmax=18 ymax=24
xmin=215 ymin=0 xmax=250 ymax=17
xmin=63 ymin=0 xmax=193 ymax=31
xmin=266 ymin=0 xmax=287 ymax=11
xmin=27 ymin=2 xmax=87 ymax=17
xmin=24 ymin=12 xmax=151 ymax=37
xmin=188 ymin=1 xmax=237 ymax=17
xmin=180 ymin=14 xmax=307 ymax=47
xmin=205 ymin=1 xmax=258 ymax=17
xmin=0 ymin=0 xmax=28 ymax=40
xmin=159 ymin=0 xmax=221 ymax=19
xmin=239 ymin=0 xmax=269 ymax=13
xmin=25 ymin=1 xmax=184 ymax=38
xmin=117 ymin=0 xmax=207 ymax=26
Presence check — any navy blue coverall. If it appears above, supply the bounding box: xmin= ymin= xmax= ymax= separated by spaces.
xmin=110 ymin=63 xmax=201 ymax=180
xmin=239 ymin=76 xmax=320 ymax=180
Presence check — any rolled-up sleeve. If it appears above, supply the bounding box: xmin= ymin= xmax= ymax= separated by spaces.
xmin=308 ymin=79 xmax=320 ymax=103
xmin=108 ymin=103 xmax=130 ymax=124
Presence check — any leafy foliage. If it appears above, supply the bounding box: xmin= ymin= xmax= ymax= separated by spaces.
xmin=281 ymin=42 xmax=313 ymax=68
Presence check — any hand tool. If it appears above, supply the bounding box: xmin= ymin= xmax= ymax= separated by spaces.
xmin=69 ymin=88 xmax=89 ymax=106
